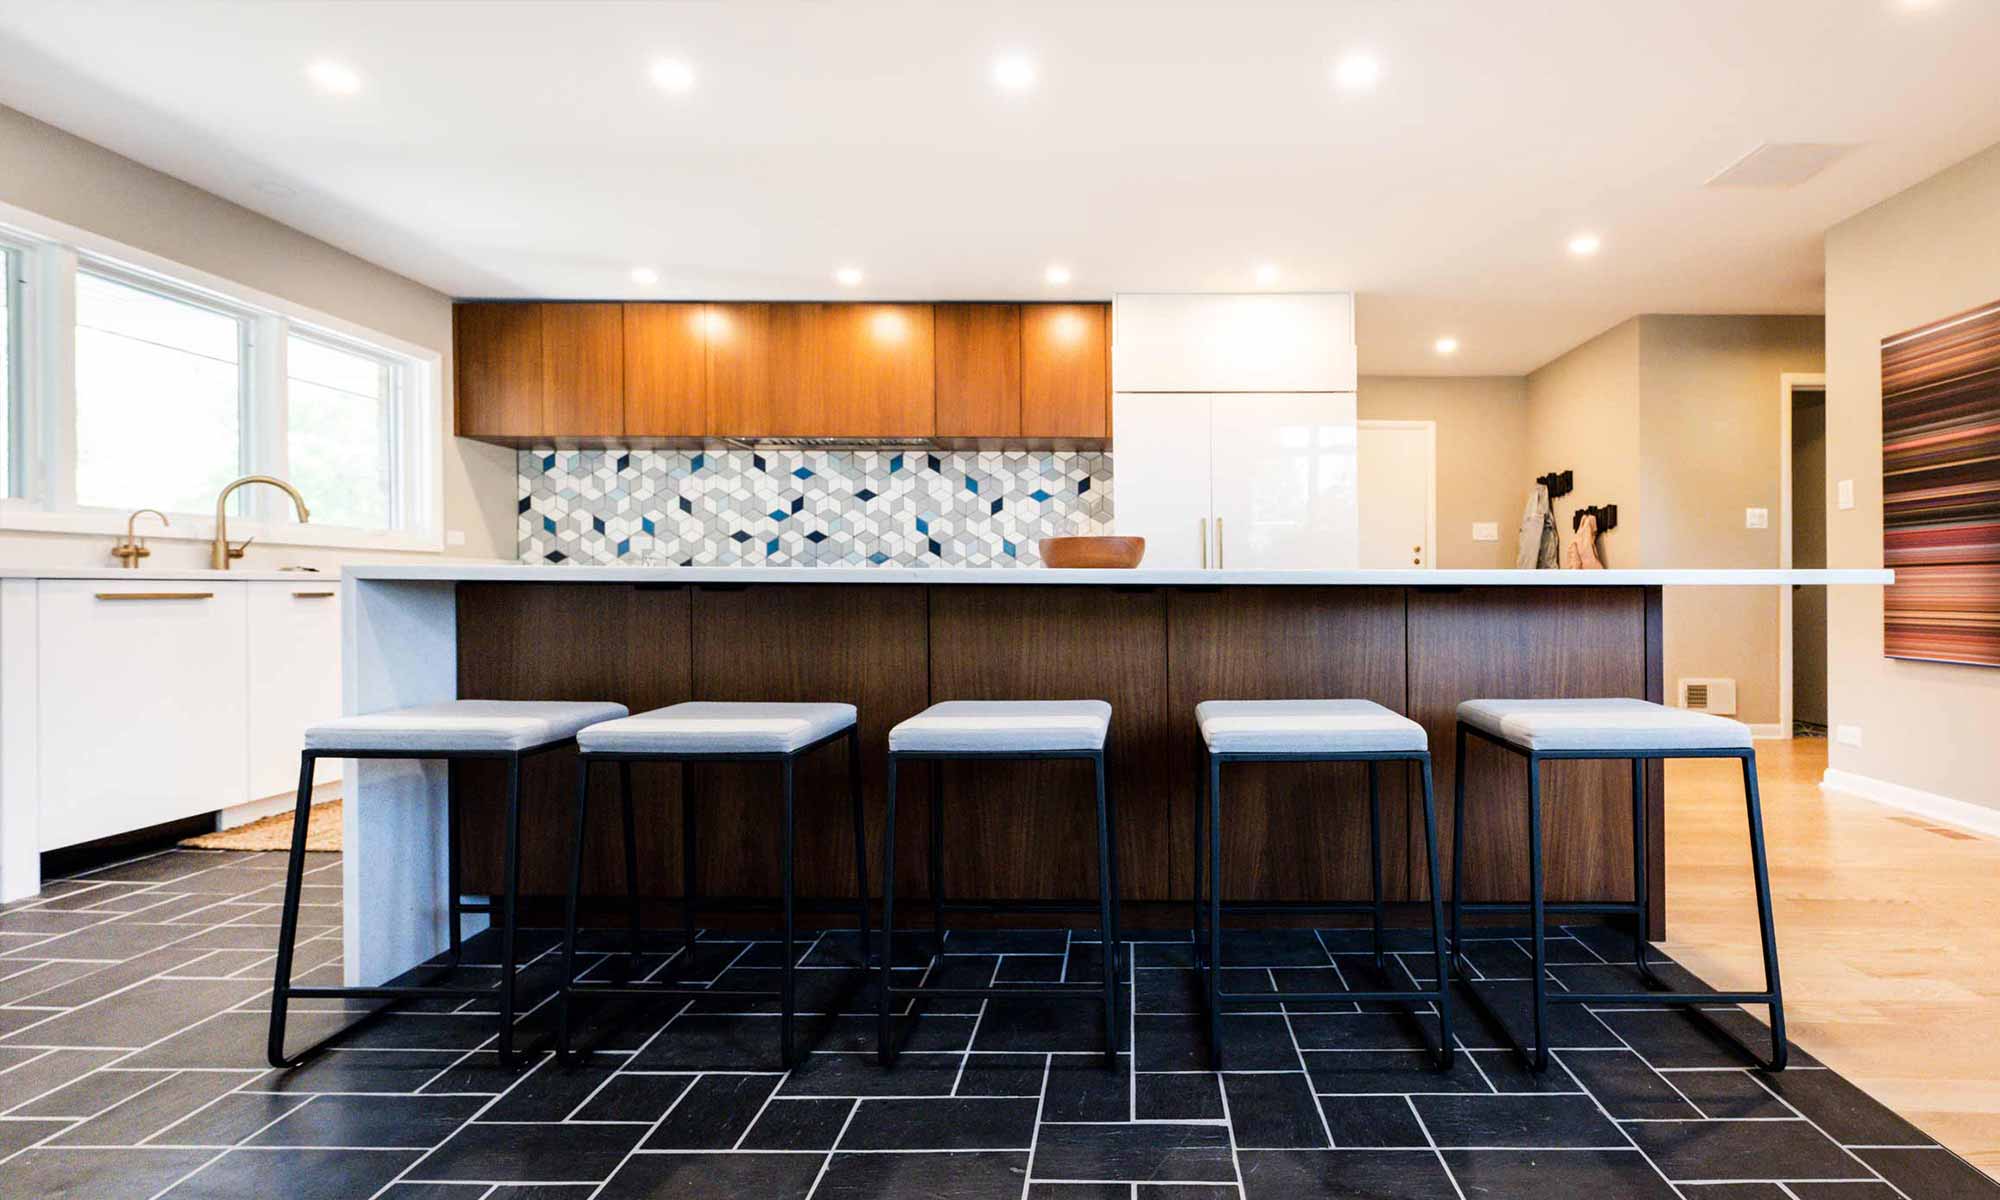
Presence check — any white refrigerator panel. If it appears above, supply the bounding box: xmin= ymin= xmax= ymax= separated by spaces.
xmin=1208 ymin=393 xmax=1360 ymax=569
xmin=1109 ymin=392 xmax=1214 ymax=568
xmin=1112 ymin=293 xmax=1357 ymax=393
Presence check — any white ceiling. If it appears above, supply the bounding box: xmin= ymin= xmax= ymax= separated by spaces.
xmin=3 ymin=0 xmax=1999 ymax=374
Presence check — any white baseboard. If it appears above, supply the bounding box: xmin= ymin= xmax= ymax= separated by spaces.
xmin=217 ymin=780 xmax=339 ymax=831
xmin=1749 ymin=723 xmax=1789 ymax=740
xmin=1821 ymin=767 xmax=2000 ymax=840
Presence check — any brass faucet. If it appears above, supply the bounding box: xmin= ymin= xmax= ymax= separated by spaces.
xmin=211 ymin=475 xmax=311 ymax=569
xmin=110 ymin=508 xmax=169 ymax=568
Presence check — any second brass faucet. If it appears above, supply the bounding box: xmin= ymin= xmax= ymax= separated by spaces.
xmin=212 ymin=475 xmax=311 ymax=569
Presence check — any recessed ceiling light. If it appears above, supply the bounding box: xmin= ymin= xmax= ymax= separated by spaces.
xmin=650 ymin=58 xmax=696 ymax=93
xmin=834 ymin=266 xmax=864 ymax=287
xmin=1045 ymin=264 xmax=1072 ymax=286
xmin=992 ymin=53 xmax=1038 ymax=92
xmin=1331 ymin=53 xmax=1381 ymax=92
xmin=630 ymin=267 xmax=659 ymax=286
xmin=306 ymin=60 xmax=362 ymax=96
xmin=1568 ymin=232 xmax=1602 ymax=256
xmin=1434 ymin=336 xmax=1459 ymax=356
xmin=1254 ymin=263 xmax=1281 ymax=286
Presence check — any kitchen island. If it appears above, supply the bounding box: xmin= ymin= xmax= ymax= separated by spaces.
xmin=336 ymin=565 xmax=1887 ymax=988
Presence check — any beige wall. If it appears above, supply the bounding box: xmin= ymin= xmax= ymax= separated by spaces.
xmin=0 ymin=103 xmax=515 ymax=569
xmin=1824 ymin=139 xmax=2000 ymax=812
xmin=1526 ymin=318 xmax=1644 ymax=566
xmin=1358 ymin=375 xmax=1528 ymax=568
xmin=1641 ymin=315 xmax=1824 ymax=727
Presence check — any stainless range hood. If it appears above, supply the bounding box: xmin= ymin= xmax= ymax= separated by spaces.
xmin=719 ymin=437 xmax=935 ymax=451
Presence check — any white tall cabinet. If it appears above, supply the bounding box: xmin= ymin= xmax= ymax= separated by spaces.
xmin=1110 ymin=293 xmax=1360 ymax=570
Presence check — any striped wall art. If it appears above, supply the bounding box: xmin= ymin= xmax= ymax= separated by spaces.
xmin=1882 ymin=299 xmax=2000 ymax=666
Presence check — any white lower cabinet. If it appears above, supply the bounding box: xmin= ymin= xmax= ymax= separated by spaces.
xmin=36 ymin=580 xmax=250 ymax=851
xmin=247 ymin=582 xmax=343 ymax=801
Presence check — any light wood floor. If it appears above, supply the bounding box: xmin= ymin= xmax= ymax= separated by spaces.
xmin=1664 ymin=737 xmax=2000 ymax=1180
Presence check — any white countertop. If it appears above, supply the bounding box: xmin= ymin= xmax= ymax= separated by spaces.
xmin=0 ymin=566 xmax=341 ymax=581
xmin=342 ymin=564 xmax=1892 ymax=586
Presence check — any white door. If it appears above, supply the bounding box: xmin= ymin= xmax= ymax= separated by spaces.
xmin=1358 ymin=421 xmax=1436 ymax=568
xmin=36 ymin=580 xmax=249 ymax=849
xmin=1208 ymin=392 xmax=1360 ymax=569
xmin=1110 ymin=391 xmax=1215 ymax=568
xmin=246 ymin=581 xmax=343 ymax=802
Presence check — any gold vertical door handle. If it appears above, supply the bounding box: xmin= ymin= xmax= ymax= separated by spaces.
xmin=1198 ymin=518 xmax=1208 ymax=569
xmin=1216 ymin=518 xmax=1224 ymax=569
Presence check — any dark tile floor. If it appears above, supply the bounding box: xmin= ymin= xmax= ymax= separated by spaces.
xmin=2 ymin=847 xmax=1996 ymax=1199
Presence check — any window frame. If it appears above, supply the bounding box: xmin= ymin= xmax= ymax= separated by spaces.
xmin=0 ymin=238 xmax=23 ymax=498
xmin=0 ymin=197 xmax=443 ymax=553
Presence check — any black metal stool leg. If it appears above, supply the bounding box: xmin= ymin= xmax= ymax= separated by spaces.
xmin=1103 ymin=752 xmax=1123 ymax=980
xmin=267 ymin=752 xmax=319 ymax=1069
xmin=497 ymin=755 xmax=524 ymax=1067
xmin=780 ymin=755 xmax=798 ymax=1069
xmin=621 ymin=761 xmax=642 ymax=963
xmin=680 ymin=764 xmax=699 ymax=981
xmin=446 ymin=760 xmax=464 ymax=969
xmin=848 ymin=726 xmax=873 ymax=969
xmin=1192 ymin=742 xmax=1207 ymax=972
xmin=929 ymin=765 xmax=946 ymax=961
xmin=1742 ymin=751 xmax=1788 ymax=1070
xmin=559 ymin=756 xmax=591 ymax=1060
xmin=1092 ymin=750 xmax=1119 ymax=1055
xmin=1631 ymin=758 xmax=1665 ymax=989
xmin=878 ymin=754 xmax=901 ymax=1065
xmin=1417 ymin=756 xmax=1455 ymax=1070
xmin=1367 ymin=760 xmax=1386 ymax=969
xmin=1206 ymin=751 xmax=1225 ymax=1069
xmin=1449 ymin=725 xmax=1469 ymax=980
xmin=1525 ymin=753 xmax=1550 ymax=1072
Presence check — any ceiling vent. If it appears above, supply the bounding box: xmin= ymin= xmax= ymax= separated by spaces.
xmin=1678 ymin=677 xmax=1738 ymax=716
xmin=1705 ymin=142 xmax=1856 ymax=188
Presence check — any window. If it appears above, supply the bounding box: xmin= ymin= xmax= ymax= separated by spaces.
xmin=73 ymin=269 xmax=247 ymax=515
xmin=286 ymin=333 xmax=395 ymax=530
xmin=1 ymin=245 xmax=16 ymax=497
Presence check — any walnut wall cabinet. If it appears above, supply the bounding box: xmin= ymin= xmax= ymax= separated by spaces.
xmin=453 ymin=300 xmax=1109 ymax=446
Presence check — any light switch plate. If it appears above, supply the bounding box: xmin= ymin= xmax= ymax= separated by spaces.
xmin=1745 ymin=507 xmax=1769 ymax=529
xmin=446 ymin=529 xmax=467 ymax=547
xmin=1836 ymin=724 xmax=1862 ymax=747
xmin=1472 ymin=522 xmax=1499 ymax=542
xmin=1837 ymin=479 xmax=1855 ymax=510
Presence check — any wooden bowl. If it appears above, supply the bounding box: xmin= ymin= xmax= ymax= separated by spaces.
xmin=1039 ymin=536 xmax=1146 ymax=569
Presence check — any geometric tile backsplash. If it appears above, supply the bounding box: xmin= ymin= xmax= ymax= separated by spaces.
xmin=518 ymin=447 xmax=1113 ymax=566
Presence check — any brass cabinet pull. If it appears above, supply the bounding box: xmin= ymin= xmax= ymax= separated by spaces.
xmin=94 ymin=591 xmax=214 ymax=601
xmin=291 ymin=590 xmax=336 ymax=598
xmin=1215 ymin=517 xmax=1225 ymax=569
xmin=1198 ymin=518 xmax=1208 ymax=569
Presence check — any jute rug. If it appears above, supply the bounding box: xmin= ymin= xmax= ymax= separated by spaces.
xmin=180 ymin=799 xmax=342 ymax=852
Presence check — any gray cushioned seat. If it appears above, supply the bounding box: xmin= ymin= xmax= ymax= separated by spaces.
xmin=575 ymin=701 xmax=856 ymax=755
xmin=304 ymin=700 xmax=629 ymax=753
xmin=1197 ymin=699 xmax=1427 ymax=754
xmin=889 ymin=700 xmax=1111 ymax=753
xmin=1457 ymin=697 xmax=1752 ymax=752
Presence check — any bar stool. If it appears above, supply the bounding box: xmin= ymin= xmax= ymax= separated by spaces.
xmin=269 ymin=699 xmax=627 ymax=1069
xmin=557 ymin=702 xmax=871 ymax=1069
xmin=1449 ymin=698 xmax=1786 ymax=1071
xmin=878 ymin=700 xmax=1120 ymax=1063
xmin=1195 ymin=700 xmax=1454 ymax=1069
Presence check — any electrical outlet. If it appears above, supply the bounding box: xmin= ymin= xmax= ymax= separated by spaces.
xmin=1745 ymin=507 xmax=1769 ymax=530
xmin=1837 ymin=480 xmax=1855 ymax=510
xmin=446 ymin=529 xmax=467 ymax=547
xmin=1836 ymin=724 xmax=1862 ymax=747
xmin=1471 ymin=522 xmax=1499 ymax=542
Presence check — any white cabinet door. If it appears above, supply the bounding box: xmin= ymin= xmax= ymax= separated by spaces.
xmin=247 ymin=581 xmax=343 ymax=801
xmin=1209 ymin=392 xmax=1360 ymax=569
xmin=1109 ymin=392 xmax=1214 ymax=568
xmin=36 ymin=580 xmax=248 ymax=850
xmin=1112 ymin=293 xmax=1357 ymax=392
xmin=1358 ymin=422 xmax=1436 ymax=568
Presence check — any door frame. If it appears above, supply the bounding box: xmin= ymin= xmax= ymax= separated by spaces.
xmin=1358 ymin=418 xmax=1438 ymax=569
xmin=1776 ymin=371 xmax=1827 ymax=739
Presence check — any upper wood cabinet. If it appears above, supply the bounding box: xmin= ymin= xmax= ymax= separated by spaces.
xmin=706 ymin=302 xmax=825 ymax=436
xmin=624 ymin=303 xmax=708 ymax=437
xmin=542 ymin=303 xmax=624 ymax=437
xmin=455 ymin=302 xmax=544 ymax=439
xmin=821 ymin=304 xmax=934 ymax=438
xmin=1023 ymin=303 xmax=1110 ymax=439
xmin=934 ymin=303 xmax=1022 ymax=438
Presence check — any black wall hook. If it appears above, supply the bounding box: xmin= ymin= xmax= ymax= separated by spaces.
xmin=1572 ymin=503 xmax=1617 ymax=533
xmin=1536 ymin=470 xmax=1573 ymax=499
